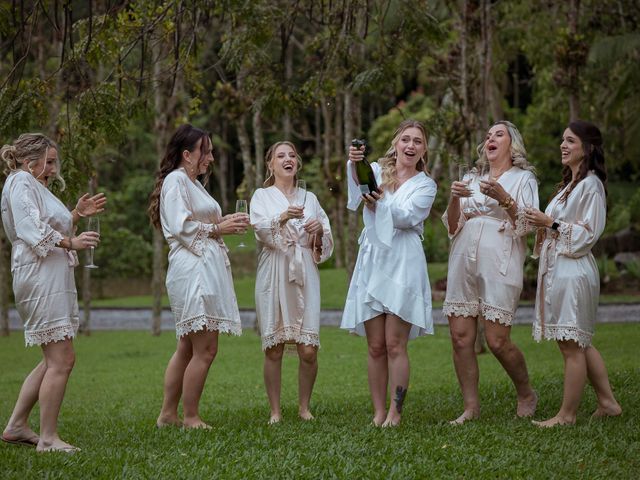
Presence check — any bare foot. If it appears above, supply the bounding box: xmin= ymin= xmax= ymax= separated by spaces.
xmin=372 ymin=411 xmax=387 ymax=427
xmin=517 ymin=390 xmax=538 ymax=418
xmin=2 ymin=425 xmax=39 ymax=447
xmin=156 ymin=415 xmax=183 ymax=428
xmin=268 ymin=414 xmax=282 ymax=425
xmin=182 ymin=419 xmax=212 ymax=430
xmin=299 ymin=410 xmax=315 ymax=421
xmin=449 ymin=409 xmax=480 ymax=425
xmin=591 ymin=402 xmax=622 ymax=418
xmin=381 ymin=413 xmax=401 ymax=428
xmin=532 ymin=415 xmax=575 ymax=428
xmin=37 ymin=437 xmax=80 ymax=453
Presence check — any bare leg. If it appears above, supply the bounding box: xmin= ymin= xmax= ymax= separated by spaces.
xmin=182 ymin=330 xmax=218 ymax=429
xmin=37 ymin=339 xmax=77 ymax=452
xmin=264 ymin=344 xmax=285 ymax=424
xmin=585 ymin=346 xmax=622 ymax=418
xmin=297 ymin=344 xmax=318 ymax=420
xmin=157 ymin=337 xmax=193 ymax=427
xmin=2 ymin=360 xmax=46 ymax=445
xmin=382 ymin=314 xmax=412 ymax=427
xmin=364 ymin=315 xmax=388 ymax=426
xmin=448 ymin=315 xmax=480 ymax=424
xmin=533 ymin=340 xmax=586 ymax=427
xmin=484 ymin=319 xmax=537 ymax=417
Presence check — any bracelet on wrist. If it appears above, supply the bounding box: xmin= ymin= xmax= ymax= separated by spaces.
xmin=499 ymin=196 xmax=515 ymax=209
xmin=74 ymin=207 xmax=87 ymax=218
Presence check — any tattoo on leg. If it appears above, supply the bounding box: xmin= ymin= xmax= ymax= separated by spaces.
xmin=394 ymin=386 xmax=408 ymax=413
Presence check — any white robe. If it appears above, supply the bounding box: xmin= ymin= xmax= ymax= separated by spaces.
xmin=341 ymin=161 xmax=437 ymax=339
xmin=250 ymin=186 xmax=333 ymax=350
xmin=442 ymin=167 xmax=538 ymax=325
xmin=533 ymin=173 xmax=606 ymax=348
xmin=1 ymin=170 xmax=79 ymax=346
xmin=160 ymin=168 xmax=242 ymax=338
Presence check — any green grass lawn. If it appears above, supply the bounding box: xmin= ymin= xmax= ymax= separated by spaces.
xmin=1 ymin=325 xmax=638 ymax=478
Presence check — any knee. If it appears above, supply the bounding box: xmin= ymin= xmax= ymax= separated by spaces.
xmin=197 ymin=343 xmax=218 ymax=364
xmin=487 ymin=335 xmax=510 ymax=356
xmin=265 ymin=346 xmax=284 ymax=362
xmin=298 ymin=346 xmax=317 ymax=365
xmin=51 ymin=349 xmax=76 ymax=374
xmin=385 ymin=339 xmax=407 ymax=360
xmin=450 ymin=330 xmax=474 ymax=352
xmin=368 ymin=342 xmax=387 ymax=359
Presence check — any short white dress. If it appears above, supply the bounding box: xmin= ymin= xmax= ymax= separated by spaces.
xmin=442 ymin=167 xmax=538 ymax=325
xmin=341 ymin=162 xmax=437 ymax=339
xmin=160 ymin=168 xmax=242 ymax=338
xmin=1 ymin=170 xmax=80 ymax=346
xmin=250 ymin=187 xmax=333 ymax=350
xmin=533 ymin=173 xmax=606 ymax=348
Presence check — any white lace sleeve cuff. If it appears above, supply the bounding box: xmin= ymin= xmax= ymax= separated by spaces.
xmin=270 ymin=216 xmax=288 ymax=252
xmin=189 ymin=223 xmax=215 ymax=256
xmin=514 ymin=207 xmax=534 ymax=237
xmin=33 ymin=229 xmax=64 ymax=257
xmin=556 ymin=221 xmax=573 ymax=256
xmin=442 ymin=208 xmax=466 ymax=239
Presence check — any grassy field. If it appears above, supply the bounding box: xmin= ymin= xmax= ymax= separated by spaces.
xmin=1 ymin=325 xmax=638 ymax=478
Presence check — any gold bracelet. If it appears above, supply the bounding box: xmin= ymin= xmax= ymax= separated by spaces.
xmin=499 ymin=196 xmax=515 ymax=209
xmin=74 ymin=208 xmax=87 ymax=218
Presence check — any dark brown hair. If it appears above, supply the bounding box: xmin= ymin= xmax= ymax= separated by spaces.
xmin=148 ymin=124 xmax=210 ymax=229
xmin=555 ymin=120 xmax=608 ymax=202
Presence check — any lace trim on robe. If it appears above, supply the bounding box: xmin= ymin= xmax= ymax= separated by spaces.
xmin=261 ymin=324 xmax=319 ymax=351
xmin=25 ymin=324 xmax=76 ymax=347
xmin=481 ymin=303 xmax=514 ymax=326
xmin=514 ymin=207 xmax=532 ymax=237
xmin=190 ymin=223 xmax=215 ymax=256
xmin=269 ymin=216 xmax=287 ymax=251
xmin=556 ymin=221 xmax=573 ymax=255
xmin=34 ymin=230 xmax=64 ymax=258
xmin=175 ymin=314 xmax=242 ymax=338
xmin=533 ymin=323 xmax=592 ymax=348
xmin=442 ymin=301 xmax=480 ymax=319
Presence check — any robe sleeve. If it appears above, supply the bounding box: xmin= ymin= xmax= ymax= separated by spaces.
xmin=364 ymin=177 xmax=436 ymax=248
xmin=556 ymin=190 xmax=606 ymax=258
xmin=161 ymin=178 xmax=214 ymax=256
xmin=10 ymin=179 xmax=63 ymax=257
xmin=514 ymin=173 xmax=540 ymax=237
xmin=311 ymin=195 xmax=334 ymax=264
xmin=250 ymin=189 xmax=289 ymax=252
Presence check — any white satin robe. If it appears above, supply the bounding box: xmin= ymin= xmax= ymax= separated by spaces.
xmin=250 ymin=187 xmax=333 ymax=350
xmin=442 ymin=167 xmax=538 ymax=325
xmin=533 ymin=173 xmax=606 ymax=348
xmin=1 ymin=170 xmax=79 ymax=346
xmin=341 ymin=161 xmax=437 ymax=339
xmin=160 ymin=168 xmax=242 ymax=338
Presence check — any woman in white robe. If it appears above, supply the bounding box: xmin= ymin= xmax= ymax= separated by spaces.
xmin=1 ymin=133 xmax=104 ymax=452
xmin=148 ymin=124 xmax=249 ymax=429
xmin=443 ymin=121 xmax=538 ymax=424
xmin=341 ymin=120 xmax=436 ymax=427
xmin=525 ymin=120 xmax=621 ymax=427
xmin=250 ymin=141 xmax=333 ymax=424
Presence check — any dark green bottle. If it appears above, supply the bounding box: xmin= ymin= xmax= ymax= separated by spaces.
xmin=351 ymin=138 xmax=379 ymax=195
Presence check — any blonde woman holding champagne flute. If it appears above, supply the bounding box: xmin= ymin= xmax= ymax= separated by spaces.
xmin=250 ymin=141 xmax=333 ymax=424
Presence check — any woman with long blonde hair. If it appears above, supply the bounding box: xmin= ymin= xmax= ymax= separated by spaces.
xmin=341 ymin=119 xmax=437 ymax=426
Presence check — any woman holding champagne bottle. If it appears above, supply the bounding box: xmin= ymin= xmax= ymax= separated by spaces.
xmin=1 ymin=133 xmax=104 ymax=452
xmin=443 ymin=121 xmax=538 ymax=424
xmin=250 ymin=141 xmax=333 ymax=424
xmin=341 ymin=119 xmax=437 ymax=427
xmin=149 ymin=124 xmax=249 ymax=429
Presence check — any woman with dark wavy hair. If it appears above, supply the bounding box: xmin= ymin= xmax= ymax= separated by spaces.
xmin=525 ymin=120 xmax=622 ymax=427
xmin=149 ymin=124 xmax=249 ymax=429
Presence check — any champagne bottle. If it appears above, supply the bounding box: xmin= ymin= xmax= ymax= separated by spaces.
xmin=351 ymin=138 xmax=379 ymax=195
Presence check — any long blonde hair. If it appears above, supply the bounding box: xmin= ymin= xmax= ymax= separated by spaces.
xmin=378 ymin=119 xmax=429 ymax=191
xmin=263 ymin=141 xmax=302 ymax=187
xmin=0 ymin=133 xmax=65 ymax=190
xmin=475 ymin=120 xmax=535 ymax=174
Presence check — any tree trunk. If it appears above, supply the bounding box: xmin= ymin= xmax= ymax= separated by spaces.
xmin=253 ymin=105 xmax=264 ymax=189
xmin=236 ymin=111 xmax=254 ymax=198
xmin=217 ymin=121 xmax=230 ymax=213
xmin=567 ymin=0 xmax=581 ymax=121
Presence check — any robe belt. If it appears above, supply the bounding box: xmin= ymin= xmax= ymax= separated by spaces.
xmin=286 ymin=240 xmax=311 ymax=287
xmin=465 ymin=214 xmax=516 ymax=275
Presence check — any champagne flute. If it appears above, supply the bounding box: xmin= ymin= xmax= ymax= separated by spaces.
xmin=294 ymin=179 xmax=307 ymax=226
xmin=458 ymin=164 xmax=474 ymax=215
xmin=477 ymin=168 xmax=492 ymax=214
xmin=85 ymin=216 xmax=100 ymax=269
xmin=235 ymin=199 xmax=248 ymax=248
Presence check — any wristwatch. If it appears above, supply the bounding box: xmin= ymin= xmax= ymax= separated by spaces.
xmin=550 ymin=220 xmax=560 ymax=231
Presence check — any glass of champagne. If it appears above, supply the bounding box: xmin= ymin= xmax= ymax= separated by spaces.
xmin=458 ymin=164 xmax=474 ymax=215
xmin=235 ymin=199 xmax=248 ymax=248
xmin=477 ymin=168 xmax=492 ymax=214
xmin=294 ymin=179 xmax=307 ymax=226
xmin=85 ymin=216 xmax=100 ymax=269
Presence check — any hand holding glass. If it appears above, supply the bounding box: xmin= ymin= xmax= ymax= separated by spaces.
xmin=85 ymin=217 xmax=100 ymax=269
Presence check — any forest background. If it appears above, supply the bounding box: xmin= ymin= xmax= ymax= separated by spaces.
xmin=1 ymin=0 xmax=639 ymax=335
